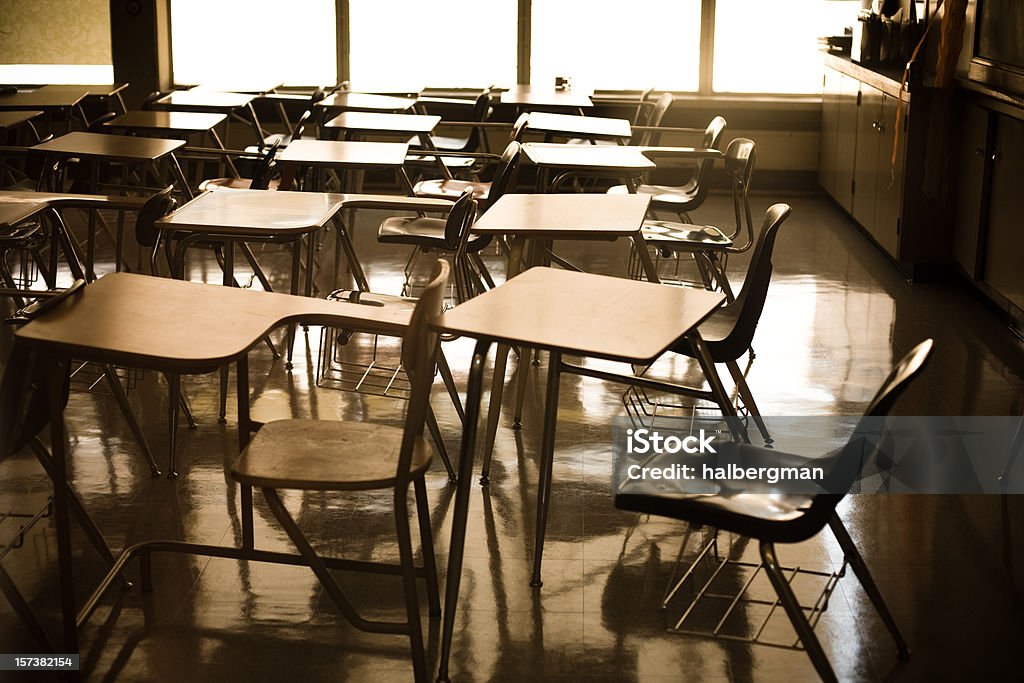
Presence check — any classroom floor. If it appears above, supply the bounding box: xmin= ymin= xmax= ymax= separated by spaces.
xmin=1 ymin=192 xmax=1023 ymax=681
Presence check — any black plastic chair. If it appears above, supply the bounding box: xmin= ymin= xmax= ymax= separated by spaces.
xmin=198 ymin=138 xmax=282 ymax=191
xmin=412 ymin=139 xmax=522 ymax=212
xmin=638 ymin=137 xmax=756 ymax=298
xmin=615 ymin=338 xmax=932 ymax=683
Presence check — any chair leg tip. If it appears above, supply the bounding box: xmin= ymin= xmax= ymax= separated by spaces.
xmin=529 ymin=577 xmax=543 ymax=588
xmin=167 ymin=470 xmax=179 ymax=480
xmin=897 ymin=647 xmax=911 ymax=661
xmin=512 ymin=420 xmax=522 ymax=430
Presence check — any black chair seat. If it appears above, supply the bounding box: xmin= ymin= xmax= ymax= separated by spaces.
xmin=413 ymin=178 xmax=490 ymax=202
xmin=641 ymin=221 xmax=733 ymax=249
xmin=378 ymin=215 xmax=491 ymax=252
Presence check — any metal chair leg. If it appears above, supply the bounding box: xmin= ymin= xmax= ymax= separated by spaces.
xmin=513 ymin=347 xmax=531 ymax=429
xmin=103 ymin=365 xmax=161 ymax=476
xmin=394 ymin=486 xmax=429 ymax=682
xmin=827 ymin=515 xmax=911 ymax=660
xmin=760 ymin=541 xmax=839 ymax=683
xmin=166 ymin=373 xmax=182 ymax=478
xmin=530 ymin=351 xmax=561 ymax=588
xmin=437 ymin=349 xmax=465 ymax=422
xmin=413 ymin=477 xmax=441 ymax=617
xmin=725 ymin=360 xmax=772 ymax=445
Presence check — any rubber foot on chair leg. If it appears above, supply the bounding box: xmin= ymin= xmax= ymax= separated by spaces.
xmin=529 ymin=576 xmax=543 ymax=588
xmin=532 ymin=358 xmax=540 ymax=366
xmin=149 ymin=468 xmax=162 ymax=478
xmin=478 ymin=476 xmax=489 ymax=486
xmin=436 ymin=673 xmax=451 ymax=683
xmin=512 ymin=419 xmax=522 ymax=430
xmin=167 ymin=470 xmax=179 ymax=480
xmin=218 ymin=416 xmax=227 ymax=425
xmin=763 ymin=437 xmax=774 ymax=445
xmin=285 ymin=361 xmax=293 ymax=370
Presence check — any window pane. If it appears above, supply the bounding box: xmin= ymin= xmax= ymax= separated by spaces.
xmin=171 ymin=0 xmax=337 ymax=88
xmin=0 ymin=0 xmax=111 ymax=84
xmin=713 ymin=0 xmax=861 ymax=94
xmin=348 ymin=1 xmax=517 ymax=91
xmin=531 ymin=0 xmax=701 ymax=92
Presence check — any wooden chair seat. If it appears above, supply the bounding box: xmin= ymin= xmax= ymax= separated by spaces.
xmin=413 ymin=178 xmax=490 ymax=202
xmin=378 ymin=215 xmax=490 ymax=252
xmin=232 ymin=419 xmax=433 ymax=491
xmin=641 ymin=220 xmax=732 ymax=250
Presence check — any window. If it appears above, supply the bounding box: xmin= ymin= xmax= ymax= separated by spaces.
xmin=347 ymin=0 xmax=517 ymax=91
xmin=0 ymin=0 xmax=112 ymax=84
xmin=170 ymin=0 xmax=337 ymax=88
xmin=530 ymin=0 xmax=702 ymax=92
xmin=712 ymin=0 xmax=860 ymax=94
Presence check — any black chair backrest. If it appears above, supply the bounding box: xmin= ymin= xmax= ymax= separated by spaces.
xmin=723 ymin=137 xmax=756 ymax=244
xmin=464 ymin=87 xmax=493 ymax=151
xmin=638 ymin=92 xmax=674 ymax=146
xmin=683 ymin=116 xmax=729 ymax=206
xmin=510 ymin=112 xmax=530 ymax=142
xmin=487 ymin=140 xmax=522 ymax=207
xmin=135 ymin=186 xmax=177 ymax=249
xmin=309 ymin=87 xmax=328 ymax=106
xmin=250 ymin=139 xmax=282 ymax=190
xmin=443 ymin=188 xmax=478 ymax=249
xmin=289 ymin=110 xmax=311 ymax=142
xmin=396 ymin=260 xmax=450 ymax=486
xmin=632 ymin=88 xmax=656 ymax=127
xmin=141 ymin=91 xmax=166 ymax=110
xmin=710 ymin=202 xmax=790 ymax=361
xmin=0 ymin=86 xmax=17 ymax=97
xmin=87 ymin=111 xmax=119 ymax=133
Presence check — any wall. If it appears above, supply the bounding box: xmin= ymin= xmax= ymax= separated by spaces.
xmin=0 ymin=0 xmax=111 ymax=65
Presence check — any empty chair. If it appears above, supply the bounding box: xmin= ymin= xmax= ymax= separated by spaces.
xmin=199 ymin=139 xmax=282 ymax=191
xmin=615 ymin=338 xmax=932 ymax=683
xmin=231 ymin=260 xmax=450 ymax=683
xmin=638 ymin=137 xmax=757 ymax=298
xmin=411 ymin=138 xmax=523 ymax=211
xmin=609 ymin=115 xmax=727 ymax=221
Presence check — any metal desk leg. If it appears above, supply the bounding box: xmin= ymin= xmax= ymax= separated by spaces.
xmin=631 ymin=234 xmax=661 ymax=283
xmin=530 ymin=350 xmax=561 ymax=588
xmin=437 ymin=339 xmax=490 ymax=683
xmin=209 ymin=128 xmax=239 ymax=178
xmin=47 ymin=355 xmax=77 ymax=654
xmin=479 ymin=343 xmax=510 ymax=484
xmin=168 ymin=153 xmax=194 ymax=199
xmin=219 ymin=242 xmax=234 ymax=423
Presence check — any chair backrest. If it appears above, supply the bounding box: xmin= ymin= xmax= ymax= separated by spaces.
xmin=464 ymin=87 xmax=493 ymax=151
xmin=486 ymin=140 xmax=522 ymax=207
xmin=134 ymin=186 xmax=177 ymax=252
xmin=309 ymin=87 xmax=328 ymax=106
xmin=637 ymin=92 xmax=674 ymax=146
xmin=141 ymin=91 xmax=166 ymax=110
xmin=87 ymin=111 xmax=118 ymax=133
xmin=510 ymin=112 xmax=530 ymax=142
xmin=442 ymin=188 xmax=478 ymax=248
xmin=250 ymin=139 xmax=282 ymax=190
xmin=632 ymin=88 xmax=656 ymax=127
xmin=397 ymin=260 xmax=450 ymax=484
xmin=680 ymin=116 xmax=729 ymax=205
xmin=711 ymin=202 xmax=790 ymax=361
xmin=723 ymin=137 xmax=756 ymax=244
xmin=290 ymin=110 xmax=312 ymax=141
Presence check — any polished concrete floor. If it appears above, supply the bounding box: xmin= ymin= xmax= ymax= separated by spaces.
xmin=1 ymin=191 xmax=1023 ymax=681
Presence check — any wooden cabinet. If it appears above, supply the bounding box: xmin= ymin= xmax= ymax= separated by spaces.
xmin=952 ymin=102 xmax=991 ymax=277
xmin=982 ymin=114 xmax=1024 ymax=311
xmin=820 ymin=60 xmax=910 ymax=262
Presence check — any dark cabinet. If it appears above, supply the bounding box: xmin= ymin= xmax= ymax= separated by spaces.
xmin=982 ymin=114 xmax=1024 ymax=311
xmin=952 ymin=102 xmax=991 ymax=277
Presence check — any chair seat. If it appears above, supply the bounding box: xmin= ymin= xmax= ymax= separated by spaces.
xmin=641 ymin=221 xmax=733 ymax=250
xmin=413 ymin=178 xmax=490 ymax=203
xmin=421 ymin=133 xmax=471 ymax=152
xmin=231 ymin=419 xmax=432 ymax=491
xmin=608 ymin=181 xmax=700 ymax=208
xmin=406 ymin=154 xmax=477 ymax=170
xmin=615 ymin=442 xmax=830 ymax=544
xmin=199 ymin=177 xmax=281 ymax=191
xmin=378 ymin=216 xmax=490 ymax=252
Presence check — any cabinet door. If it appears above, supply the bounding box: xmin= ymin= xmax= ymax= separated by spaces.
xmin=834 ymin=74 xmax=860 ymax=212
xmin=873 ymin=93 xmax=907 ymax=258
xmin=983 ymin=114 xmax=1024 ymax=310
xmin=819 ymin=68 xmax=841 ymax=197
xmin=852 ymin=83 xmax=883 ymax=232
xmin=952 ymin=102 xmax=991 ymax=277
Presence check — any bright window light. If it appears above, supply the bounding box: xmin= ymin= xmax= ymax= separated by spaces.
xmin=531 ymin=0 xmax=701 ymax=92
xmin=348 ymin=0 xmax=517 ymax=91
xmin=170 ymin=0 xmax=337 ymax=88
xmin=713 ymin=0 xmax=860 ymax=94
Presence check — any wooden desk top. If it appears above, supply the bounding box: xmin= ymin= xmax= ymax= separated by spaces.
xmin=0 ymin=88 xmax=88 ymax=109
xmin=473 ymin=194 xmax=652 ymax=238
xmin=526 ymin=112 xmax=631 ymax=140
xmin=278 ymin=139 xmax=409 ymax=168
xmin=316 ymin=92 xmax=417 ymax=113
xmin=15 ymin=272 xmax=412 ymax=373
xmin=499 ymin=86 xmax=593 ymax=109
xmin=0 ymin=110 xmax=42 ymax=129
xmin=104 ymin=110 xmax=226 ymax=133
xmin=192 ymin=81 xmax=283 ymax=95
xmin=438 ymin=267 xmax=723 ymax=364
xmin=324 ymin=112 xmax=440 ymax=135
xmin=154 ymin=90 xmax=255 ymax=111
xmin=41 ymin=83 xmax=129 ymax=98
xmin=30 ymin=132 xmax=186 ymax=161
xmin=157 ymin=189 xmax=344 ymax=237
xmin=0 ymin=190 xmax=149 ymax=228
xmin=523 ymin=142 xmax=656 ymax=172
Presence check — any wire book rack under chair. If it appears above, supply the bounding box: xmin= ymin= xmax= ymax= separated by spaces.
xmin=616 ymin=339 xmax=933 ymax=683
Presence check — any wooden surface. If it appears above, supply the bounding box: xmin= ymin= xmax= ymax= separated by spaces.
xmin=278 ymin=139 xmax=409 ymax=168
xmin=155 ymin=90 xmax=255 ymax=111
xmin=30 ymin=132 xmax=186 ymax=161
xmin=523 ymin=142 xmax=656 ymax=172
xmin=499 ymin=86 xmax=593 ymax=109
xmin=41 ymin=83 xmax=129 ymax=98
xmin=316 ymin=92 xmax=417 ymax=113
xmin=0 ymin=110 xmax=41 ymax=129
xmin=0 ymin=190 xmax=149 ymax=228
xmin=526 ymin=112 xmax=631 ymax=140
xmin=193 ymin=81 xmax=283 ymax=95
xmin=15 ymin=272 xmax=412 ymax=373
xmin=0 ymin=88 xmax=88 ymax=109
xmin=324 ymin=112 xmax=440 ymax=134
xmin=104 ymin=110 xmax=226 ymax=132
xmin=157 ymin=189 xmax=344 ymax=236
xmin=473 ymin=194 xmax=651 ymax=238
xmin=438 ymin=267 xmax=723 ymax=363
